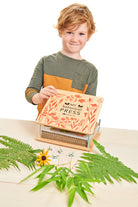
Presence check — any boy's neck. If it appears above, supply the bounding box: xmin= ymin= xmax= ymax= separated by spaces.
xmin=60 ymin=49 xmax=83 ymax=60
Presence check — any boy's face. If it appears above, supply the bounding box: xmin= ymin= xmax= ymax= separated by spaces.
xmin=59 ymin=22 xmax=90 ymax=58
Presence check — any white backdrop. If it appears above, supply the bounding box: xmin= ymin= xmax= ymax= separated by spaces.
xmin=0 ymin=0 xmax=138 ymax=130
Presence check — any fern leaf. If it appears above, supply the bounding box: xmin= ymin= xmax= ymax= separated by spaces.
xmin=0 ymin=135 xmax=41 ymax=171
xmin=76 ymin=140 xmax=138 ymax=184
xmin=0 ymin=135 xmax=33 ymax=151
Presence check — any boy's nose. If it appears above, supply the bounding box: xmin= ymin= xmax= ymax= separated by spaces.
xmin=71 ymin=34 xmax=78 ymax=42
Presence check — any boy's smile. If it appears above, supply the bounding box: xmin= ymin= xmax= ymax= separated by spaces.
xmin=60 ymin=22 xmax=89 ymax=60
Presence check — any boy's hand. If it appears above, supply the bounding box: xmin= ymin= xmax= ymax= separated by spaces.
xmin=32 ymin=85 xmax=57 ymax=105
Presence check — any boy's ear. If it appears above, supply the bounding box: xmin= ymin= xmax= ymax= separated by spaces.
xmin=59 ymin=31 xmax=62 ymax=38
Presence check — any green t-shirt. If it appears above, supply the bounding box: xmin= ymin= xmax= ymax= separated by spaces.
xmin=25 ymin=52 xmax=98 ymax=113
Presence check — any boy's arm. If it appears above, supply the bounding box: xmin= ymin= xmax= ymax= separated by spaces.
xmin=25 ymin=58 xmax=57 ymax=105
xmin=85 ymin=67 xmax=98 ymax=96
xmin=25 ymin=58 xmax=44 ymax=104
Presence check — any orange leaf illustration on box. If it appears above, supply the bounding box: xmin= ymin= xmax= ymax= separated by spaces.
xmin=36 ymin=89 xmax=104 ymax=135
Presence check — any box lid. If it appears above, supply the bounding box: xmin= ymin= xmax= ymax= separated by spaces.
xmin=36 ymin=89 xmax=104 ymax=134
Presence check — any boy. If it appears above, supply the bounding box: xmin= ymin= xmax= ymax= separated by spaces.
xmin=25 ymin=3 xmax=98 ymax=116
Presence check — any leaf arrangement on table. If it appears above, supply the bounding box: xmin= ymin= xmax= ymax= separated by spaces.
xmin=0 ymin=135 xmax=138 ymax=207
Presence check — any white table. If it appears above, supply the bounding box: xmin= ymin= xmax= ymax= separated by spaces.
xmin=0 ymin=118 xmax=138 ymax=207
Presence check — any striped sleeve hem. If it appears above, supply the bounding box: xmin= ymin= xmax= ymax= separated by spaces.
xmin=25 ymin=88 xmax=38 ymax=104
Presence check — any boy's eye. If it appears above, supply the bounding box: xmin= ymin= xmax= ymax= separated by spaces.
xmin=79 ymin=33 xmax=84 ymax=36
xmin=67 ymin=32 xmax=72 ymax=34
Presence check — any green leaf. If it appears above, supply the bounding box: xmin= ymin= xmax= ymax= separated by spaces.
xmin=29 ymin=149 xmax=43 ymax=153
xmin=81 ymin=182 xmax=94 ymax=195
xmin=56 ymin=180 xmax=62 ymax=191
xmin=20 ymin=166 xmax=45 ymax=183
xmin=0 ymin=135 xmax=33 ymax=151
xmin=93 ymin=140 xmax=111 ymax=157
xmin=60 ymin=168 xmax=68 ymax=181
xmin=0 ymin=135 xmax=41 ymax=171
xmin=68 ymin=187 xmax=76 ymax=207
xmin=76 ymin=141 xmax=138 ymax=184
xmin=76 ymin=186 xmax=89 ymax=203
xmin=10 ymin=160 xmax=20 ymax=170
xmin=66 ymin=177 xmax=73 ymax=190
xmin=61 ymin=181 xmax=66 ymax=191
xmin=31 ymin=176 xmax=60 ymax=191
xmin=38 ymin=165 xmax=55 ymax=184
xmin=56 ymin=178 xmax=66 ymax=191
xmin=64 ymin=167 xmax=75 ymax=175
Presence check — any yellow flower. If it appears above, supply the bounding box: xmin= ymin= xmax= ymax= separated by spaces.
xmin=36 ymin=149 xmax=51 ymax=166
